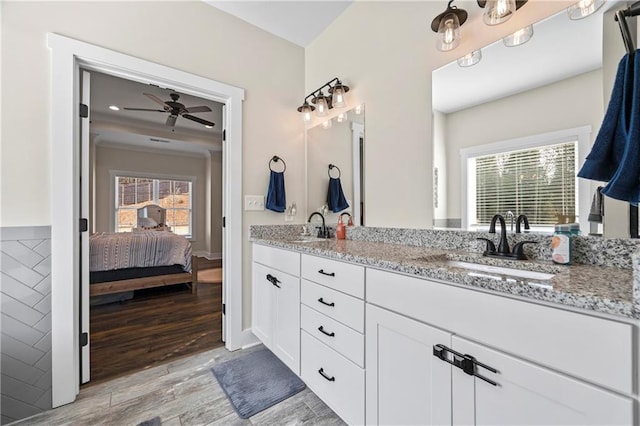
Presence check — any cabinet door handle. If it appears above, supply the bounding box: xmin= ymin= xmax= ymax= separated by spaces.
xmin=318 ymin=326 xmax=335 ymax=337
xmin=318 ymin=368 xmax=336 ymax=382
xmin=317 ymin=297 xmax=335 ymax=307
xmin=433 ymin=344 xmax=498 ymax=387
xmin=318 ymin=269 xmax=336 ymax=277
xmin=265 ymin=274 xmax=281 ymax=288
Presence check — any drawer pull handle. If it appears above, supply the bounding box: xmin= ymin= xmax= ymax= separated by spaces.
xmin=318 ymin=269 xmax=336 ymax=277
xmin=318 ymin=297 xmax=335 ymax=307
xmin=318 ymin=368 xmax=335 ymax=382
xmin=265 ymin=274 xmax=281 ymax=288
xmin=318 ymin=326 xmax=335 ymax=337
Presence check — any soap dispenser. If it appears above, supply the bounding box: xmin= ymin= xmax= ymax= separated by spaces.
xmin=336 ymin=215 xmax=346 ymax=240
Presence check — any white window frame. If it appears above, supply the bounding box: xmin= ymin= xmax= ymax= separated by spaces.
xmin=460 ymin=126 xmax=592 ymax=233
xmin=110 ymin=170 xmax=196 ymax=238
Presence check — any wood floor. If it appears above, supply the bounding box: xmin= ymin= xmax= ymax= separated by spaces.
xmin=87 ymin=266 xmax=224 ymax=385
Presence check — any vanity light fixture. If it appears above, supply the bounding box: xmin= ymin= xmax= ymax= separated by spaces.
xmin=457 ymin=49 xmax=482 ymax=67
xmin=297 ymin=77 xmax=350 ymax=123
xmin=431 ymin=0 xmax=468 ymax=52
xmin=503 ymin=25 xmax=533 ymax=47
xmin=477 ymin=0 xmax=528 ymax=26
xmin=567 ymin=0 xmax=604 ymax=20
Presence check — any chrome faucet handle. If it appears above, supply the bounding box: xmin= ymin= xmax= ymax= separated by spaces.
xmin=476 ymin=238 xmax=497 ymax=255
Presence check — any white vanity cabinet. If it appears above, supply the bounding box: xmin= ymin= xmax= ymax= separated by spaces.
xmin=299 ymin=254 xmax=366 ymax=426
xmin=366 ymin=268 xmax=635 ymax=426
xmin=252 ymin=244 xmax=301 ymax=374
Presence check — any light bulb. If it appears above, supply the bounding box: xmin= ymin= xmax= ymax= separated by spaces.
xmin=503 ymin=25 xmax=533 ymax=47
xmin=314 ymin=94 xmax=328 ymax=117
xmin=332 ymin=86 xmax=346 ymax=108
xmin=297 ymin=102 xmax=315 ymax=123
xmin=567 ymin=0 xmax=604 ymax=19
xmin=437 ymin=14 xmax=461 ymax=51
xmin=483 ymin=0 xmax=516 ymax=25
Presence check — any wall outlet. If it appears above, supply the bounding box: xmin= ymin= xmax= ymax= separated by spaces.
xmin=244 ymin=195 xmax=265 ymax=211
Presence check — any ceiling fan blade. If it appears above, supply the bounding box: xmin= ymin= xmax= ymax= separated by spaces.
xmin=123 ymin=107 xmax=166 ymax=112
xmin=183 ymin=114 xmax=215 ymax=127
xmin=184 ymin=106 xmax=212 ymax=114
xmin=144 ymin=93 xmax=169 ymax=107
xmin=166 ymin=115 xmax=178 ymax=127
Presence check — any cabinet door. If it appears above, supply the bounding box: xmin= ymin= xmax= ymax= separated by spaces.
xmin=252 ymin=262 xmax=275 ymax=348
xmin=366 ymin=304 xmax=452 ymax=426
xmin=451 ymin=336 xmax=634 ymax=426
xmin=272 ymin=268 xmax=301 ymax=375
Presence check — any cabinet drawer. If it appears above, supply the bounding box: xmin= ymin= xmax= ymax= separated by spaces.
xmin=301 ymin=331 xmax=364 ymax=426
xmin=301 ymin=304 xmax=364 ymax=367
xmin=366 ymin=268 xmax=634 ymax=395
xmin=302 ymin=254 xmax=364 ymax=298
xmin=253 ymin=244 xmax=300 ymax=277
xmin=301 ymin=279 xmax=364 ymax=333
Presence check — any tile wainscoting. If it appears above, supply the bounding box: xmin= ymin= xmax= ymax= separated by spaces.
xmin=1 ymin=226 xmax=52 ymax=424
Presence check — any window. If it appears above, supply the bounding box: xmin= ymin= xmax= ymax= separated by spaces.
xmin=114 ymin=174 xmax=193 ymax=237
xmin=461 ymin=127 xmax=590 ymax=231
xmin=471 ymin=142 xmax=576 ymax=228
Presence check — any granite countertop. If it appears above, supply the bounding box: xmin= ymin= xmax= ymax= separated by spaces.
xmin=251 ymin=236 xmax=638 ymax=320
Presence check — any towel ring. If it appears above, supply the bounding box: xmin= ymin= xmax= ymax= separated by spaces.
xmin=328 ymin=164 xmax=341 ymax=179
xmin=269 ymin=156 xmax=286 ymax=172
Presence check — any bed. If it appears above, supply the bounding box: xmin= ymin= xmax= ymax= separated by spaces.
xmin=89 ymin=205 xmax=195 ymax=297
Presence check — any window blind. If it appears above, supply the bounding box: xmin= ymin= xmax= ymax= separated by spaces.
xmin=474 ymin=141 xmax=576 ymax=226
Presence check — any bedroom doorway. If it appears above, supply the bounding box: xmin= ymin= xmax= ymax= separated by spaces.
xmin=49 ymin=34 xmax=246 ymax=407
xmin=84 ymin=69 xmax=226 ymax=384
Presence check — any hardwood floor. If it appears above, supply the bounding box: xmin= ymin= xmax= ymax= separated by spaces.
xmin=87 ymin=268 xmax=223 ymax=385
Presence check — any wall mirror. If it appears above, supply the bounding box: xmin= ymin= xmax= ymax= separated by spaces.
xmin=431 ymin=3 xmax=623 ymax=234
xmin=306 ymin=105 xmax=365 ymax=227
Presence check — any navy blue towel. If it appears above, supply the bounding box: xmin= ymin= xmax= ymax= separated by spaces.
xmin=601 ymin=52 xmax=640 ymax=205
xmin=326 ymin=177 xmax=349 ymax=213
xmin=266 ymin=170 xmax=286 ymax=212
xmin=578 ymin=53 xmax=632 ymax=182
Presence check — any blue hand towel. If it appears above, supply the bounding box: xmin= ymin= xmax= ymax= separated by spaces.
xmin=601 ymin=52 xmax=640 ymax=205
xmin=578 ymin=53 xmax=632 ymax=182
xmin=326 ymin=177 xmax=349 ymax=213
xmin=266 ymin=170 xmax=286 ymax=212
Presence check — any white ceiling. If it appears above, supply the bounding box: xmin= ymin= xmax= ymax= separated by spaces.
xmin=204 ymin=0 xmax=353 ymax=46
xmin=90 ymin=71 xmax=223 ymax=155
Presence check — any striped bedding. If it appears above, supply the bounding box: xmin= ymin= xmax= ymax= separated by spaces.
xmin=90 ymin=231 xmax=192 ymax=273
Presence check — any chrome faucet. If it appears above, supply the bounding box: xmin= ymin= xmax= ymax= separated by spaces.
xmin=308 ymin=212 xmax=329 ymax=238
xmin=515 ymin=214 xmax=530 ymax=233
xmin=505 ymin=210 xmax=515 ymax=232
xmin=489 ymin=214 xmax=510 ymax=255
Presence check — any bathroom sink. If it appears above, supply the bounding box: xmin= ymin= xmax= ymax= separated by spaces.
xmin=445 ymin=260 xmax=555 ymax=281
xmin=289 ymin=236 xmax=328 ymax=243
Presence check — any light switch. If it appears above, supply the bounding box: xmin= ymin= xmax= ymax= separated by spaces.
xmin=244 ymin=195 xmax=265 ymax=211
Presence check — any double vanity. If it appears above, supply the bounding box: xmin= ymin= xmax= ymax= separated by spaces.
xmin=250 ymin=225 xmax=640 ymax=425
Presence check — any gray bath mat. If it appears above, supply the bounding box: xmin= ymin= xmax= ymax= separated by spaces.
xmin=211 ymin=348 xmax=306 ymax=419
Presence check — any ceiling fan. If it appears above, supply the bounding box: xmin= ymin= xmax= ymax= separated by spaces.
xmin=123 ymin=92 xmax=215 ymax=128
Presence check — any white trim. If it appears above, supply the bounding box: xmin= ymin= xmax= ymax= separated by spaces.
xmin=460 ymin=126 xmax=592 ymax=231
xmin=48 ymin=33 xmax=245 ymax=407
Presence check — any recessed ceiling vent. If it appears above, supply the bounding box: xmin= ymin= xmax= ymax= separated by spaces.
xmin=149 ymin=137 xmax=171 ymax=144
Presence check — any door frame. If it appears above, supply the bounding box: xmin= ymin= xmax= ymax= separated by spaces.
xmin=48 ymin=33 xmax=245 ymax=407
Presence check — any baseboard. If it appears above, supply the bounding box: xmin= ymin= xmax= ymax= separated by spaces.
xmin=240 ymin=329 xmax=260 ymax=349
xmin=192 ymin=251 xmax=222 ymax=260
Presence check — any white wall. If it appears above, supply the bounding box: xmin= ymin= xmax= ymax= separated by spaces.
xmin=443 ymin=69 xmax=604 ymax=221
xmin=306 ymin=1 xmax=573 ymax=228
xmin=0 ymin=1 xmax=305 ymax=329
xmin=93 ymin=145 xmax=215 ymax=252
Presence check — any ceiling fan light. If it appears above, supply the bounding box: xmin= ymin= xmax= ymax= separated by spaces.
xmin=483 ymin=0 xmax=516 ymax=25
xmin=503 ymin=25 xmax=533 ymax=47
xmin=567 ymin=0 xmax=604 ymax=20
xmin=457 ymin=49 xmax=482 ymax=67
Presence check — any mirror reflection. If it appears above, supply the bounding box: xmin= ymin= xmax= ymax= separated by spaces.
xmin=431 ymin=4 xmax=615 ymax=233
xmin=306 ymin=105 xmax=365 ymax=227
